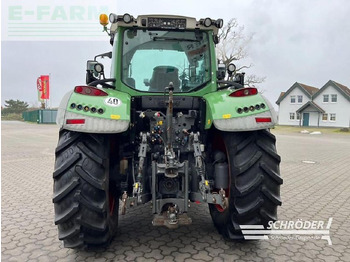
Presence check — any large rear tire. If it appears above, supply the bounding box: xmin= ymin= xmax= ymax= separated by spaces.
xmin=53 ymin=130 xmax=119 ymax=249
xmin=209 ymin=129 xmax=283 ymax=240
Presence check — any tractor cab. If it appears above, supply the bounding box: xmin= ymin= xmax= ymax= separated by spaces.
xmin=86 ymin=14 xmax=229 ymax=95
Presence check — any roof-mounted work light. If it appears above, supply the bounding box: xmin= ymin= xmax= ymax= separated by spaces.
xmin=215 ymin=19 xmax=223 ymax=28
xmin=203 ymin=17 xmax=212 ymax=27
xmin=123 ymin=13 xmax=133 ymax=23
xmin=109 ymin=13 xmax=118 ymax=23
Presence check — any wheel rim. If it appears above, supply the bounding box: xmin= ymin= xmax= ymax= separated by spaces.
xmin=215 ymin=203 xmax=225 ymax=212
xmin=109 ymin=192 xmax=115 ymax=215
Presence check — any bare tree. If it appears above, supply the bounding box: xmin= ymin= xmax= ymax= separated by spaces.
xmin=245 ymin=74 xmax=266 ymax=87
xmin=216 ymin=18 xmax=265 ymax=87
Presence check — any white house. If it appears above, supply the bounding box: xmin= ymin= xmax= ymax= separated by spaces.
xmin=276 ymin=80 xmax=350 ymax=128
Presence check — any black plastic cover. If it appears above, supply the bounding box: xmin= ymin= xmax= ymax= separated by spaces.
xmin=141 ymin=96 xmax=200 ymax=110
xmin=148 ymin=17 xmax=186 ymax=29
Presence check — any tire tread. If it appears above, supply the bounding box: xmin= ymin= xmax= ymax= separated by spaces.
xmin=209 ymin=129 xmax=283 ymax=240
xmin=53 ymin=130 xmax=118 ymax=249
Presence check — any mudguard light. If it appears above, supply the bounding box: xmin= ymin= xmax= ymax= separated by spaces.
xmin=74 ymin=86 xmax=108 ymax=96
xmin=229 ymin=87 xmax=258 ymax=97
xmin=255 ymin=117 xmax=272 ymax=123
xmin=66 ymin=119 xmax=85 ymax=124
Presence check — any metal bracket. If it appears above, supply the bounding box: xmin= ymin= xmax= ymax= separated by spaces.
xmin=133 ymin=132 xmax=149 ymax=204
xmin=137 ymin=132 xmax=148 ymax=179
xmin=189 ymin=191 xmax=226 ymax=206
xmin=152 ymin=161 xmax=189 ymax=214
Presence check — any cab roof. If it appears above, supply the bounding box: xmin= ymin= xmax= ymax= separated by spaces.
xmin=108 ymin=13 xmax=222 ymax=35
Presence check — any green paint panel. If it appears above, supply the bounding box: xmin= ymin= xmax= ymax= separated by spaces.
xmin=66 ymin=89 xmax=131 ymax=121
xmin=204 ymin=90 xmax=270 ymax=129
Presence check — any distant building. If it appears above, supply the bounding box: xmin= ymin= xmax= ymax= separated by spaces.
xmin=276 ymin=80 xmax=350 ymax=127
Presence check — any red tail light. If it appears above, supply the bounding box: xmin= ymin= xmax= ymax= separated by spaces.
xmin=74 ymin=86 xmax=108 ymax=96
xmin=255 ymin=117 xmax=272 ymax=123
xmin=66 ymin=119 xmax=85 ymax=124
xmin=229 ymin=87 xmax=258 ymax=97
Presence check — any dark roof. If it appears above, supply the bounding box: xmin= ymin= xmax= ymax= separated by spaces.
xmin=312 ymin=80 xmax=350 ymax=102
xmin=276 ymin=82 xmax=319 ymax=105
xmin=333 ymin=81 xmax=350 ymax=96
xmin=296 ymin=101 xmax=325 ymax=113
xmin=298 ymin=83 xmax=319 ymax=96
xmin=278 ymin=92 xmax=285 ymax=101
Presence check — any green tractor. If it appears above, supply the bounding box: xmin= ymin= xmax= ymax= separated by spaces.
xmin=53 ymin=13 xmax=282 ymax=249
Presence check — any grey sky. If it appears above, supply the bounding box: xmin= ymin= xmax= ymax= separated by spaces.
xmin=2 ymin=0 xmax=350 ymax=109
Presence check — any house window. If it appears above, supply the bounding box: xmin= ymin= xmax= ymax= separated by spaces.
xmin=297 ymin=95 xmax=303 ymax=103
xmin=322 ymin=114 xmax=328 ymax=121
xmin=330 ymin=114 xmax=336 ymax=121
xmin=296 ymin=113 xmax=300 ymax=120
xmin=290 ymin=96 xmax=296 ymax=103
xmin=323 ymin=94 xmax=329 ymax=102
xmin=331 ymin=94 xmax=337 ymax=102
xmin=290 ymin=113 xmax=295 ymax=120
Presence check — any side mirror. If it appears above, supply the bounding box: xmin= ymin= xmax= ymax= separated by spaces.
xmin=234 ymin=73 xmax=245 ymax=86
xmin=86 ymin=52 xmax=109 ymax=84
xmin=87 ymin=60 xmax=98 ymax=77
xmin=86 ymin=60 xmax=105 ymax=84
xmin=86 ymin=60 xmax=97 ymax=84
xmin=144 ymin=78 xmax=150 ymax=86
xmin=217 ymin=63 xmax=226 ymax=80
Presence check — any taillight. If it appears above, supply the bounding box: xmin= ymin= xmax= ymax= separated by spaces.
xmin=66 ymin=119 xmax=85 ymax=124
xmin=229 ymin=87 xmax=258 ymax=97
xmin=74 ymin=86 xmax=108 ymax=96
xmin=255 ymin=117 xmax=272 ymax=123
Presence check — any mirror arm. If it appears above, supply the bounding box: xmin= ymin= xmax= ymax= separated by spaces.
xmin=94 ymin=51 xmax=112 ymax=61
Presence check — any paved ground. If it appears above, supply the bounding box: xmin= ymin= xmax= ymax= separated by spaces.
xmin=1 ymin=121 xmax=350 ymax=262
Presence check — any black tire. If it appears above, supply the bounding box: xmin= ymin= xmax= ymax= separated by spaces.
xmin=209 ymin=129 xmax=283 ymax=240
xmin=53 ymin=130 xmax=119 ymax=249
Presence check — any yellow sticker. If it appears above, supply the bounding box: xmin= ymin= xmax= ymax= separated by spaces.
xmin=205 ymin=180 xmax=209 ymax=186
xmin=111 ymin=114 xmax=121 ymax=120
xmin=222 ymin=114 xmax=231 ymax=119
xmin=158 ymin=120 xmax=163 ymax=125
xmin=207 ymin=119 xmax=211 ymax=125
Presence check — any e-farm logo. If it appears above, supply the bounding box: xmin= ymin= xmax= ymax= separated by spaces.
xmin=3 ymin=0 xmax=116 ymax=41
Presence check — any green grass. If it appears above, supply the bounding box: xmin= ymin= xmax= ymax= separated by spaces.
xmin=1 ymin=113 xmax=24 ymax=121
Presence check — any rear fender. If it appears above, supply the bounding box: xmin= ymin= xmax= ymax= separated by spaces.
xmin=204 ymin=90 xmax=277 ymax=131
xmin=56 ymin=89 xmax=130 ymax=133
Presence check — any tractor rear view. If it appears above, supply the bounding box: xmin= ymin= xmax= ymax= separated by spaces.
xmin=53 ymin=13 xmax=282 ymax=248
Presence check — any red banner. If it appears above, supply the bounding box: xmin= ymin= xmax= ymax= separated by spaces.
xmin=39 ymin=75 xmax=50 ymax=99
